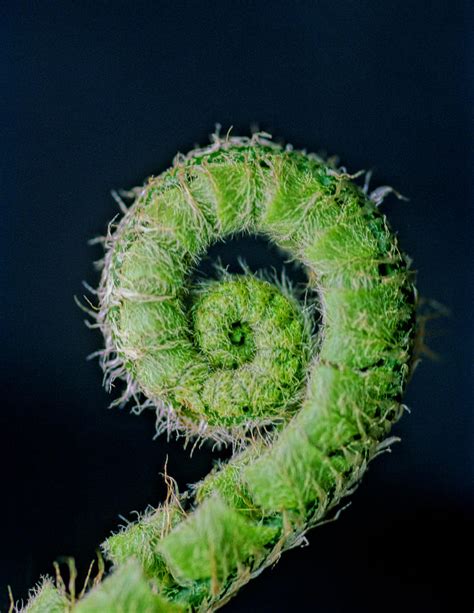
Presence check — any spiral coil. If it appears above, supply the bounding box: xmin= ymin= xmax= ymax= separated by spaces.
xmin=24 ymin=134 xmax=417 ymax=612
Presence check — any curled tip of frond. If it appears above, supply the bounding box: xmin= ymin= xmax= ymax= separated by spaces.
xmin=62 ymin=131 xmax=419 ymax=611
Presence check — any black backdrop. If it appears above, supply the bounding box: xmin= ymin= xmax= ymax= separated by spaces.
xmin=1 ymin=2 xmax=473 ymax=611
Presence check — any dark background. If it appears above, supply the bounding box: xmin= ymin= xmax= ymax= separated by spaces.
xmin=1 ymin=1 xmax=472 ymax=611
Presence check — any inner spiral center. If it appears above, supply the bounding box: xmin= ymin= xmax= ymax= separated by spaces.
xmin=224 ymin=320 xmax=255 ymax=368
xmin=186 ymin=275 xmax=311 ymax=427
xmin=228 ymin=321 xmax=249 ymax=346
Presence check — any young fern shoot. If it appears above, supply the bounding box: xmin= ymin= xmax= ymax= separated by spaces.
xmin=23 ymin=133 xmax=417 ymax=612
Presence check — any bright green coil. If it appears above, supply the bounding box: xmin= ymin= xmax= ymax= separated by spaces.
xmin=23 ymin=134 xmax=417 ymax=612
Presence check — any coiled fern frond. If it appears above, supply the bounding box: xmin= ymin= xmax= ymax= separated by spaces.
xmin=23 ymin=133 xmax=417 ymax=612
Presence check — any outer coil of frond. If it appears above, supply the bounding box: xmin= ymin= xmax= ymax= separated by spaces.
xmin=24 ymin=134 xmax=417 ymax=612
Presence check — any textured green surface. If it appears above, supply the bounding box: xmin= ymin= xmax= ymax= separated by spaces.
xmin=23 ymin=135 xmax=416 ymax=612
xmin=75 ymin=561 xmax=184 ymax=613
xmin=158 ymin=496 xmax=278 ymax=586
xmin=22 ymin=579 xmax=69 ymax=612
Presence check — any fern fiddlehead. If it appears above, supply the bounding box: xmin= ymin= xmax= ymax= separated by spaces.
xmin=23 ymin=133 xmax=417 ymax=612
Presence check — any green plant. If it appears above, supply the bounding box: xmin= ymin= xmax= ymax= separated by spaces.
xmin=22 ymin=132 xmax=417 ymax=612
